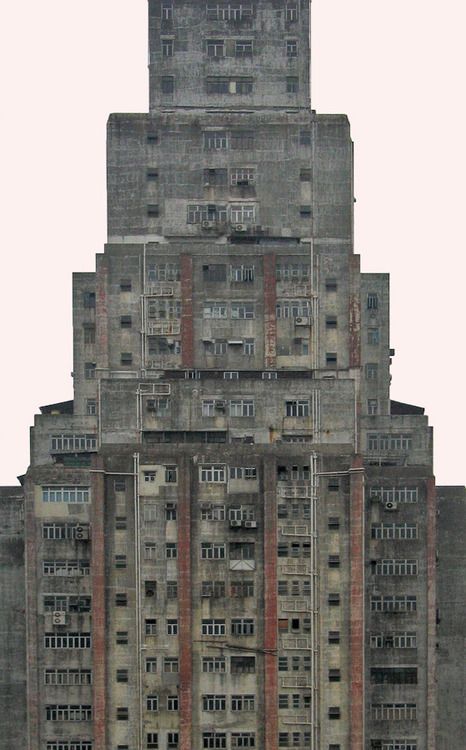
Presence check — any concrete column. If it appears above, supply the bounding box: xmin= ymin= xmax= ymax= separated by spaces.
xmin=178 ymin=456 xmax=193 ymax=750
xmin=349 ymin=456 xmax=365 ymax=750
xmin=264 ymin=456 xmax=278 ymax=750
xmin=91 ymin=458 xmax=106 ymax=750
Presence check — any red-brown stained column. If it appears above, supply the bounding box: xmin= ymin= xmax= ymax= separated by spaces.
xmin=349 ymin=456 xmax=365 ymax=750
xmin=426 ymin=477 xmax=437 ymax=750
xmin=178 ymin=457 xmax=192 ymax=750
xmin=91 ymin=459 xmax=106 ymax=750
xmin=24 ymin=478 xmax=39 ymax=750
xmin=96 ymin=254 xmax=109 ymax=370
xmin=263 ymin=254 xmax=277 ymax=368
xmin=264 ymin=457 xmax=278 ymax=750
xmin=181 ymin=254 xmax=194 ymax=368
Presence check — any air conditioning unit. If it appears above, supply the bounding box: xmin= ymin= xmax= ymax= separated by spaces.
xmin=75 ymin=525 xmax=89 ymax=541
xmin=52 ymin=611 xmax=66 ymax=626
xmin=234 ymin=224 xmax=247 ymax=232
xmin=384 ymin=500 xmax=398 ymax=511
xmin=295 ymin=317 xmax=310 ymax=326
xmin=243 ymin=520 xmax=257 ymax=529
xmin=230 ymin=520 xmax=242 ymax=528
xmin=202 ymin=220 xmax=216 ymax=229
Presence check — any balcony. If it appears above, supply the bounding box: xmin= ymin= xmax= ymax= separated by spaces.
xmin=147 ymin=321 xmax=181 ymax=336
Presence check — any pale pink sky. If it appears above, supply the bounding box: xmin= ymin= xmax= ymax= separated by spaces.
xmin=1 ymin=0 xmax=464 ymax=485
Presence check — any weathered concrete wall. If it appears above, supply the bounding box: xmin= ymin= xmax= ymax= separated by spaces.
xmin=436 ymin=485 xmax=466 ymax=750
xmin=0 ymin=487 xmax=26 ymax=750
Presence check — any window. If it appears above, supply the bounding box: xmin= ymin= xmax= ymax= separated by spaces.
xmin=166 ymin=503 xmax=177 ymax=521
xmin=369 ymin=486 xmax=419 ymax=504
xmin=167 ymin=695 xmax=179 ymax=711
xmin=147 ymin=204 xmax=159 ymax=218
xmin=203 ymin=695 xmax=226 ymax=711
xmin=243 ymin=338 xmax=255 ymax=355
xmin=83 ymin=324 xmax=95 ymax=344
xmin=230 ymin=541 xmax=255 ymax=560
xmin=50 ymin=434 xmax=97 ymax=452
xmin=286 ymin=39 xmax=298 ymax=57
xmin=276 ymin=263 xmax=310 ymax=281
xmin=167 ymin=618 xmax=178 ymax=635
xmin=86 ymin=398 xmax=97 ymax=415
xmin=328 ymin=593 xmax=340 ymax=606
xmin=147 ymin=733 xmax=159 ymax=749
xmin=229 ymin=399 xmax=254 ymax=417
xmin=370 ymin=632 xmax=417 ymax=649
xmin=147 ymin=262 xmax=179 ymax=282
xmin=42 ymin=522 xmax=90 ymax=540
xmin=117 ymin=707 xmax=129 ymax=720
xmin=45 ymin=705 xmax=92 ymax=721
xmin=161 ymin=76 xmax=174 ymax=94
xmin=285 ymin=2 xmax=299 ymax=21
xmin=203 ymin=263 xmax=227 ymax=282
xmin=204 ymin=341 xmax=227 ymax=356
xmin=202 ymin=619 xmax=226 ymax=636
xmin=231 ymin=301 xmax=255 ymax=319
xmin=120 ymin=316 xmax=132 ymax=330
xmin=121 ymin=352 xmax=133 ymax=365
xmin=300 ymin=168 xmax=311 ymax=181
xmin=204 ymin=168 xmax=228 ymax=186
xmin=161 ymin=1 xmax=173 ymax=19
xmin=42 ymin=485 xmax=90 ymax=503
xmin=370 ymin=667 xmax=417 ymax=685
xmin=145 ymin=619 xmax=157 ymax=635
xmin=147 ymin=169 xmax=158 ymax=182
xmin=276 ymin=299 xmax=310 ymax=318
xmin=203 ymin=733 xmax=227 ymax=750
xmin=326 ymin=352 xmax=337 ymax=366
xmin=231 ymin=734 xmax=255 ymax=748
xmin=286 ymin=76 xmax=299 ymax=93
xmin=235 ymin=39 xmax=253 ymax=56
xmin=231 ymin=618 xmax=254 ymax=636
xmin=166 ymin=543 xmax=177 ymax=559
xmin=203 ymin=301 xmax=228 ymax=319
xmin=46 ymin=742 xmax=93 ymax=750
xmin=371 ymin=703 xmax=417 ymax=721
xmin=370 ymin=595 xmax=417 ymax=613
xmin=144 ymin=504 xmax=157 ymax=522
xmin=374 ymin=559 xmax=418 ymax=576
xmin=43 ymin=595 xmax=91 ymax=613
xmin=368 ymin=327 xmax=380 ymax=344
xmin=200 ymin=464 xmax=226 ymax=482
xmin=167 ymin=733 xmax=179 ymax=749
xmin=44 ymin=669 xmax=92 ymax=686
xmin=115 ymin=593 xmax=128 ymax=606
xmin=115 ymin=554 xmax=127 ymax=569
xmin=201 ymin=580 xmax=226 ymax=597
xmin=44 ymin=632 xmax=91 ymax=649
xmin=230 ymin=203 xmax=256 ymax=224
xmin=329 ymin=669 xmax=341 ymax=682
xmin=368 ymin=399 xmax=378 ymax=415
xmin=371 ymin=523 xmax=418 ymax=540
xmin=83 ymin=291 xmax=96 ymax=308
xmin=231 ymin=656 xmax=255 ymax=673
xmin=202 ymin=656 xmax=226 ymax=673
xmin=147 ymin=695 xmax=158 ymax=711
xmin=366 ymin=363 xmax=378 ymax=380
xmin=206 ymin=3 xmax=253 ymax=21
xmin=167 ymin=581 xmax=178 ymax=598
xmin=224 ymin=371 xmax=239 ymax=380
xmin=162 ymin=38 xmax=174 ymax=56
xmin=367 ymin=292 xmax=379 ymax=310
xmin=115 ymin=516 xmax=127 ymax=530
xmin=231 ymin=130 xmax=254 ymax=149
xmin=328 ymin=630 xmax=340 ymax=644
xmin=147 ymin=131 xmax=159 ymax=144
xmin=43 ymin=560 xmax=90 ymax=576
xmin=145 ymin=581 xmax=157 ymax=597
xmin=207 ymin=39 xmax=225 ymax=57
xmin=231 ymin=580 xmax=254 ymax=597
xmin=164 ymin=657 xmax=179 ymax=673
xmin=146 ymin=658 xmax=157 ymax=673
xmin=285 ymin=400 xmax=310 ymax=417
xmin=300 ymin=129 xmax=311 ymax=146
xmin=328 ymin=555 xmax=340 ymax=568
xmin=144 ymin=470 xmax=157 ymax=483
xmin=328 ymin=707 xmax=341 ymax=720
xmin=204 ymin=131 xmax=228 ymax=150
xmin=201 ymin=505 xmax=225 ymax=521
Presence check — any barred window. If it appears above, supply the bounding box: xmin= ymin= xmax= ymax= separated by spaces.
xmin=42 ymin=486 xmax=90 ymax=503
xmin=201 ymin=505 xmax=226 ymax=521
xmin=43 ymin=560 xmax=90 ymax=576
xmin=374 ymin=559 xmax=418 ymax=576
xmin=371 ymin=703 xmax=417 ymax=721
xmin=188 ymin=204 xmax=227 ymax=223
xmin=370 ymin=667 xmax=417 ymax=685
xmin=204 ymin=131 xmax=228 ymax=149
xmin=370 ymin=632 xmax=417 ymax=649
xmin=44 ymin=632 xmax=91 ymax=649
xmin=231 ymin=580 xmax=254 ymax=597
xmin=50 ymin=434 xmax=97 ymax=452
xmin=370 ymin=595 xmax=417 ymax=612
xmin=46 ymin=743 xmax=93 ymax=750
xmin=45 ymin=704 xmax=92 ymax=721
xmin=371 ymin=524 xmax=418 ymax=540
xmin=230 ymin=168 xmax=255 ymax=187
xmin=44 ymin=669 xmax=92 ymax=686
xmin=231 ymin=655 xmax=255 ymax=673
xmin=147 ymin=262 xmax=180 ymax=282
xmin=201 ymin=542 xmax=226 ymax=560
xmin=230 ymin=204 xmax=256 ymax=223
xmin=201 ymin=580 xmax=226 ymax=597
xmin=206 ymin=3 xmax=253 ymax=21
xmin=230 ymin=264 xmax=255 ymax=282
xmin=369 ymin=486 xmax=418 ymax=504
xmin=230 ymin=466 xmax=257 ymax=480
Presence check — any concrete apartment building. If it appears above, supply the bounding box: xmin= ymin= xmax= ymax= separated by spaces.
xmin=1 ymin=2 xmax=464 ymax=750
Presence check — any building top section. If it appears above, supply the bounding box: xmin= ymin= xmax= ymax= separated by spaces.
xmin=148 ymin=0 xmax=311 ymax=111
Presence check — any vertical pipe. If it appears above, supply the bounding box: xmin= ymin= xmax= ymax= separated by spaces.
xmin=133 ymin=452 xmax=143 ymax=750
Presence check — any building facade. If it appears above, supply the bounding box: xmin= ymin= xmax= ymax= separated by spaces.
xmin=17 ymin=2 xmax=440 ymax=750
